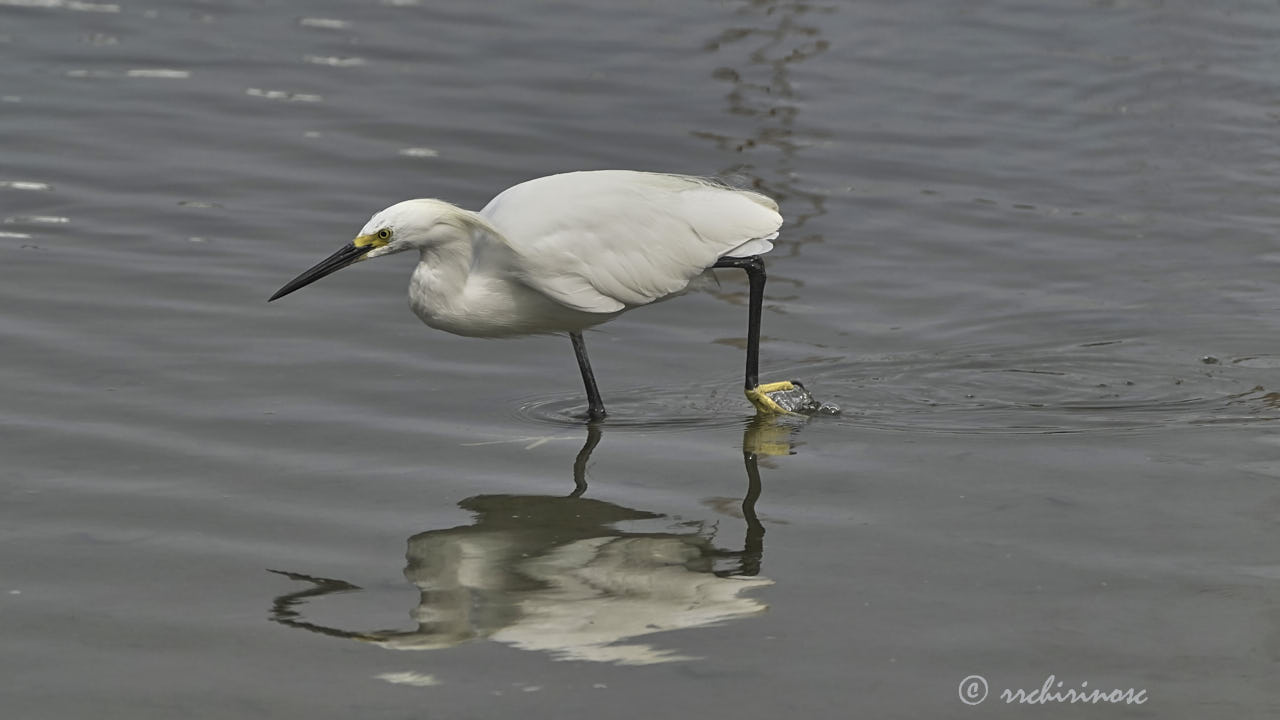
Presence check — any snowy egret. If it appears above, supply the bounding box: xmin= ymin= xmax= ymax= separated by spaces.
xmin=269 ymin=170 xmax=824 ymax=418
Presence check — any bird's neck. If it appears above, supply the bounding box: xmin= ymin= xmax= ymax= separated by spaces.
xmin=408 ymin=212 xmax=511 ymax=334
xmin=416 ymin=231 xmax=475 ymax=297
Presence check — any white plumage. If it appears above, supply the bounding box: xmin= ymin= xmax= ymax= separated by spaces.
xmin=351 ymin=170 xmax=780 ymax=336
xmin=270 ymin=169 xmax=793 ymax=418
xmin=479 ymin=171 xmax=780 ymax=313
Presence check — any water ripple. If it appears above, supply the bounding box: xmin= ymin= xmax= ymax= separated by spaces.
xmin=245 ymin=88 xmax=323 ymax=103
xmin=0 ymin=0 xmax=119 ymax=11
xmin=0 ymin=181 xmax=51 ymax=191
xmin=514 ymin=386 xmax=755 ymax=431
xmin=4 ymin=215 xmax=69 ymax=224
xmin=302 ymin=55 xmax=367 ymax=67
xmin=508 ymin=339 xmax=1280 ymax=435
xmin=801 ymin=342 xmax=1280 ymax=435
xmin=298 ymin=17 xmax=350 ymax=30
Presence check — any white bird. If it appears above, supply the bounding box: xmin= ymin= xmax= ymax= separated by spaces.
xmin=270 ymin=170 xmax=812 ymax=418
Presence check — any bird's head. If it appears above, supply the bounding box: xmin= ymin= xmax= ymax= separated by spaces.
xmin=268 ymin=199 xmax=477 ymax=302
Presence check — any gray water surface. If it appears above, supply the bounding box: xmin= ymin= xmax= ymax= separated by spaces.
xmin=4 ymin=0 xmax=1280 ymax=717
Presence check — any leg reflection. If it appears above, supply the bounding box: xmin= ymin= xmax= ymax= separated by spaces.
xmin=716 ymin=415 xmax=799 ymax=577
xmin=565 ymin=417 xmax=793 ymax=578
xmin=736 ymin=444 xmax=766 ymax=577
xmin=569 ymin=421 xmax=602 ymax=498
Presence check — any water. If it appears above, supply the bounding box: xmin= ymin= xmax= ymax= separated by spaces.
xmin=4 ymin=0 xmax=1280 ymax=717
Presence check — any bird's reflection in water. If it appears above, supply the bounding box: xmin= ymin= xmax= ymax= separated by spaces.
xmin=269 ymin=417 xmax=803 ymax=665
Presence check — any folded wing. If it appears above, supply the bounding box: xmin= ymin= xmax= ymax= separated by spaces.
xmin=480 ymin=171 xmax=782 ymax=313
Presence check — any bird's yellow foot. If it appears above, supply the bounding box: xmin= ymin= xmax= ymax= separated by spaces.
xmin=746 ymin=380 xmax=840 ymax=415
xmin=746 ymin=381 xmax=799 ymax=414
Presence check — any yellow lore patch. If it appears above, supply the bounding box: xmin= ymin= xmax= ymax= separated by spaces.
xmin=353 ymin=232 xmax=390 ymax=249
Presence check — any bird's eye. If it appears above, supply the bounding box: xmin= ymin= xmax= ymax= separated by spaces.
xmin=377 ymin=229 xmax=392 ymax=240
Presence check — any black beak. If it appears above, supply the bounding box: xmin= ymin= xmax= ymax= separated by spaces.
xmin=269 ymin=243 xmax=374 ymax=302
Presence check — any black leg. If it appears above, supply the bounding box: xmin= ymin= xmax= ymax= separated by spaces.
xmin=713 ymin=255 xmax=765 ymax=391
xmin=569 ymin=422 xmax=603 ymax=498
xmin=569 ymin=331 xmax=607 ymax=420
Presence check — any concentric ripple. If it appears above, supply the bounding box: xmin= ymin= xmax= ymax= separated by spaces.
xmin=515 ymin=342 xmax=1280 ymax=434
xmin=514 ymin=386 xmax=754 ymax=430
xmin=815 ymin=342 xmax=1280 ymax=434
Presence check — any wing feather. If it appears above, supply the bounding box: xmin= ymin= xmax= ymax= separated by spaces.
xmin=479 ymin=171 xmax=782 ymax=313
